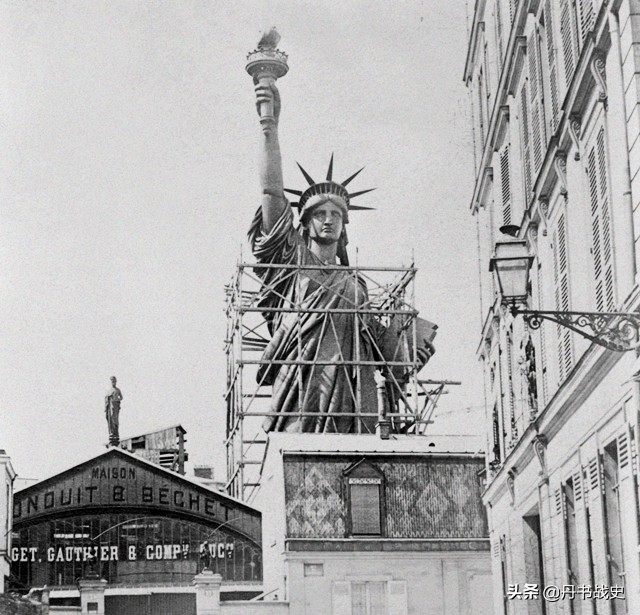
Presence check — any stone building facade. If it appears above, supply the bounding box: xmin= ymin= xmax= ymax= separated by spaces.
xmin=254 ymin=433 xmax=493 ymax=615
xmin=464 ymin=0 xmax=640 ymax=613
xmin=1 ymin=450 xmax=16 ymax=594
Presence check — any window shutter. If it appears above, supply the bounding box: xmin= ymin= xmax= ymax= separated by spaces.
xmin=388 ymin=581 xmax=408 ymax=615
xmin=495 ymin=0 xmax=504 ymax=72
xmin=586 ymin=455 xmax=609 ymax=586
xmin=332 ymin=581 xmax=351 ymax=615
xmin=519 ymin=82 xmax=532 ymax=199
xmin=553 ymin=214 xmax=572 ymax=382
xmin=632 ymin=428 xmax=639 ymax=477
xmin=351 ymin=582 xmax=367 ymax=615
xmin=478 ymin=70 xmax=486 ymax=146
xmin=597 ymin=129 xmax=615 ymax=310
xmin=573 ymin=468 xmax=593 ymax=591
xmin=587 ymin=128 xmax=615 ymax=312
xmin=617 ymin=431 xmax=630 ymax=473
xmin=528 ymin=32 xmax=546 ymax=174
xmin=505 ymin=337 xmax=517 ymax=443
xmin=492 ymin=405 xmax=502 ymax=464
xmin=560 ymin=0 xmax=578 ymax=85
xmin=550 ymin=487 xmax=567 ymax=588
xmin=544 ymin=0 xmax=560 ymax=132
xmin=500 ymin=145 xmax=512 ymax=226
xmin=577 ymin=0 xmax=594 ymax=42
xmin=573 ymin=469 xmax=583 ymax=504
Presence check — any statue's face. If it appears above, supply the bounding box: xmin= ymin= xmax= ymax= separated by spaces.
xmin=305 ymin=201 xmax=344 ymax=245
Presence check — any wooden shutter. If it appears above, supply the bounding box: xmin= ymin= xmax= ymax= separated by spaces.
xmin=551 ymin=487 xmax=568 ymax=589
xmin=388 ymin=581 xmax=408 ymax=615
xmin=616 ymin=428 xmax=637 ymax=590
xmin=478 ymin=70 xmax=486 ymax=146
xmin=495 ymin=0 xmax=504 ymax=72
xmin=586 ymin=455 xmax=609 ymax=588
xmin=544 ymin=0 xmax=560 ymax=132
xmin=560 ymin=0 xmax=578 ymax=85
xmin=529 ymin=30 xmax=547 ymax=174
xmin=577 ymin=0 xmax=594 ymax=43
xmin=332 ymin=581 xmax=351 ymax=615
xmin=586 ymin=128 xmax=615 ymax=312
xmin=519 ymin=82 xmax=533 ymax=199
xmin=505 ymin=337 xmax=517 ymax=443
xmin=573 ymin=468 xmax=592 ymax=593
xmin=500 ymin=145 xmax=512 ymax=226
xmin=492 ymin=405 xmax=502 ymax=464
xmin=553 ymin=214 xmax=572 ymax=382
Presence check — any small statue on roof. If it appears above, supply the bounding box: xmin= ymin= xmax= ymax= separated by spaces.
xmin=105 ymin=376 xmax=123 ymax=446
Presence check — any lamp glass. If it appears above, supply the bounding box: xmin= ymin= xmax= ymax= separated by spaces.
xmin=491 ymin=241 xmax=532 ymax=303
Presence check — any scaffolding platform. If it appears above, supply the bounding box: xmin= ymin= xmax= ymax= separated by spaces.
xmin=224 ymin=259 xmax=455 ymax=501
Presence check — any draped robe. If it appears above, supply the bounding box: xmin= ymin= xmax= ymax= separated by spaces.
xmin=249 ymin=206 xmax=378 ymax=433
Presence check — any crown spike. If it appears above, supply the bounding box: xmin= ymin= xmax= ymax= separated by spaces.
xmin=348 ymin=204 xmax=376 ymax=211
xmin=326 ymin=153 xmax=334 ymax=181
xmin=296 ymin=162 xmax=315 ymax=186
xmin=284 ymin=188 xmax=303 ymax=196
xmin=341 ymin=167 xmax=365 ymax=187
xmin=348 ymin=188 xmax=376 ymax=199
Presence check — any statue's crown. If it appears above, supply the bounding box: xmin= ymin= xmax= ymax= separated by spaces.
xmin=284 ymin=155 xmax=375 ymax=224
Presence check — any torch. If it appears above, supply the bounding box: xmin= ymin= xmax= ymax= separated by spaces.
xmin=246 ymin=27 xmax=289 ymax=128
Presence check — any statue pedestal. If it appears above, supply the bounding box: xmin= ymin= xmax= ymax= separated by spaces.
xmin=78 ymin=576 xmax=107 ymax=615
xmin=193 ymin=570 xmax=222 ymax=615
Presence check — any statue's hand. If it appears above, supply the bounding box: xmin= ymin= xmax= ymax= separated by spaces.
xmin=254 ymin=81 xmax=281 ymax=125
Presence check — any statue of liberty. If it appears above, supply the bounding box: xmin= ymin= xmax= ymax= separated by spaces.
xmin=246 ymin=31 xmax=435 ymax=434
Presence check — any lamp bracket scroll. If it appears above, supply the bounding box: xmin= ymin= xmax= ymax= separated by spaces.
xmin=517 ymin=309 xmax=640 ymax=352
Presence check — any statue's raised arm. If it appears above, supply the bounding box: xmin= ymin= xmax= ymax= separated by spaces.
xmin=254 ymin=82 xmax=285 ymax=232
xmin=246 ymin=28 xmax=289 ymax=233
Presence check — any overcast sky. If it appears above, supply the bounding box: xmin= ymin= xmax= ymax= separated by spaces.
xmin=1 ymin=1 xmax=483 ymax=483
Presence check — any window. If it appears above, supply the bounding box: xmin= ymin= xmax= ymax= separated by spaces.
xmin=491 ymin=404 xmax=502 ymax=466
xmin=603 ymin=442 xmax=626 ymax=614
xmin=304 ymin=563 xmax=324 ymax=577
xmin=478 ymin=69 xmax=486 ymax=146
xmin=499 ymin=144 xmax=512 ymax=226
xmin=495 ymin=0 xmax=504 ymax=72
xmin=542 ymin=1 xmax=560 ymax=132
xmin=332 ymin=580 xmax=408 ymax=615
xmin=586 ymin=127 xmax=615 ymax=311
xmin=552 ymin=211 xmax=573 ymax=382
xmin=563 ymin=479 xmax=582 ymax=615
xmin=528 ymin=28 xmax=547 ymax=175
xmin=523 ymin=514 xmax=546 ymax=615
xmin=518 ymin=81 xmax=532 ymax=199
xmin=343 ymin=460 xmax=385 ymax=537
xmin=351 ymin=581 xmax=387 ymax=615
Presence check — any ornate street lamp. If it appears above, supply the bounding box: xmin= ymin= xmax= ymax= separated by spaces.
xmin=489 ymin=240 xmax=640 ymax=352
